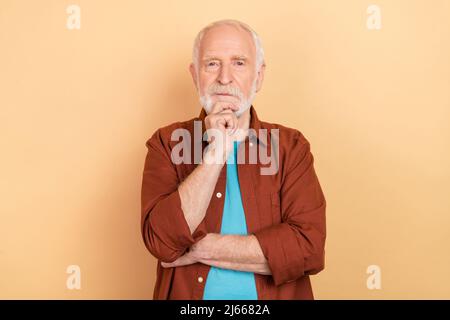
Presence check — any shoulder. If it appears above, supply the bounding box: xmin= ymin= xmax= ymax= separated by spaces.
xmin=260 ymin=120 xmax=310 ymax=150
xmin=259 ymin=120 xmax=315 ymax=178
xmin=145 ymin=117 xmax=196 ymax=149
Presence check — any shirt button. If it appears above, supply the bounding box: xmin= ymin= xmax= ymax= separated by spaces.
xmin=216 ymin=192 xmax=222 ymax=198
xmin=249 ymin=142 xmax=254 ymax=147
xmin=198 ymin=276 xmax=204 ymax=283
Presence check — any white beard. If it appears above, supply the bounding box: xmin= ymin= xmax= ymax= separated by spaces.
xmin=199 ymin=76 xmax=258 ymax=118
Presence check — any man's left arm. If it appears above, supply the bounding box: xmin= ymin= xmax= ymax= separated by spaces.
xmin=252 ymin=132 xmax=327 ymax=285
xmin=161 ymin=233 xmax=272 ymax=275
xmin=162 ymin=131 xmax=326 ymax=284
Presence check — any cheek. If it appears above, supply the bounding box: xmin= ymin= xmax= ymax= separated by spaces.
xmin=239 ymin=82 xmax=254 ymax=97
xmin=199 ymin=76 xmax=215 ymax=95
xmin=236 ymin=73 xmax=256 ymax=94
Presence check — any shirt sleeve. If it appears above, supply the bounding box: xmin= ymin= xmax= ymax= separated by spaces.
xmin=253 ymin=131 xmax=326 ymax=286
xmin=141 ymin=128 xmax=207 ymax=263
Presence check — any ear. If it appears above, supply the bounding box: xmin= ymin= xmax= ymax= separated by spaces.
xmin=189 ymin=63 xmax=198 ymax=90
xmin=255 ymin=62 xmax=266 ymax=93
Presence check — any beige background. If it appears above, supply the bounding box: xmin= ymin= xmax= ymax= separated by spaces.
xmin=1 ymin=0 xmax=449 ymax=299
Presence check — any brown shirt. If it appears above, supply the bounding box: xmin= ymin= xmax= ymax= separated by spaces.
xmin=141 ymin=106 xmax=326 ymax=300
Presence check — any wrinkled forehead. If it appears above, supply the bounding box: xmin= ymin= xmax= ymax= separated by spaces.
xmin=199 ymin=24 xmax=256 ymax=61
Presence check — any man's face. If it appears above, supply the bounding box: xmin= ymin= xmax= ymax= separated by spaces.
xmin=190 ymin=24 xmax=265 ymax=117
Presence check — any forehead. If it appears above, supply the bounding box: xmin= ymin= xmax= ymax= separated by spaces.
xmin=199 ymin=24 xmax=256 ymax=59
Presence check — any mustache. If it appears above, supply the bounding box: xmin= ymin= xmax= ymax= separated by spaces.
xmin=207 ymin=83 xmax=244 ymax=99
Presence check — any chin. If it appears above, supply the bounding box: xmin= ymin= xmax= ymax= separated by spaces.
xmin=199 ymin=94 xmax=251 ymax=116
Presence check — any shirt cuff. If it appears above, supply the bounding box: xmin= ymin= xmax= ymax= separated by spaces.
xmin=253 ymin=223 xmax=305 ymax=286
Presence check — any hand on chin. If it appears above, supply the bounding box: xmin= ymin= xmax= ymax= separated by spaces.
xmin=214 ymin=95 xmax=240 ymax=113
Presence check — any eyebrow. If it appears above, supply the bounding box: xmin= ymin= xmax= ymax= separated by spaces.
xmin=202 ymin=55 xmax=249 ymax=61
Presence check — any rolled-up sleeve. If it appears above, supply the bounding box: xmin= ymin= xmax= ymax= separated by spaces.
xmin=141 ymin=128 xmax=207 ymax=263
xmin=253 ymin=131 xmax=326 ymax=286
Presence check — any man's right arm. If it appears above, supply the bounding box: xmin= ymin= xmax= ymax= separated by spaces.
xmin=178 ymin=147 xmax=225 ymax=234
xmin=141 ymin=130 xmax=225 ymax=263
xmin=141 ymin=103 xmax=239 ymax=263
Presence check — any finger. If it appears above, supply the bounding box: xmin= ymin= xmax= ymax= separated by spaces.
xmin=161 ymin=256 xmax=185 ymax=268
xmin=217 ymin=102 xmax=239 ymax=113
xmin=227 ymin=103 xmax=239 ymax=112
xmin=211 ymin=101 xmax=228 ymax=114
xmin=221 ymin=103 xmax=238 ymax=112
xmin=215 ymin=117 xmax=227 ymax=131
xmin=212 ymin=113 xmax=232 ymax=131
xmin=211 ymin=101 xmax=238 ymax=114
xmin=221 ymin=111 xmax=237 ymax=127
xmin=161 ymin=262 xmax=175 ymax=268
xmin=220 ymin=110 xmax=235 ymax=128
xmin=220 ymin=114 xmax=236 ymax=132
xmin=230 ymin=112 xmax=239 ymax=133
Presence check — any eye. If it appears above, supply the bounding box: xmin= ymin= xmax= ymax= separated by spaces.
xmin=235 ymin=60 xmax=245 ymax=66
xmin=206 ymin=61 xmax=219 ymax=67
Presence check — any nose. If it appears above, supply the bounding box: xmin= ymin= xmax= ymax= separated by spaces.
xmin=217 ymin=64 xmax=232 ymax=85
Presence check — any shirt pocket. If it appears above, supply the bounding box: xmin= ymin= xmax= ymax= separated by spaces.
xmin=270 ymin=191 xmax=282 ymax=224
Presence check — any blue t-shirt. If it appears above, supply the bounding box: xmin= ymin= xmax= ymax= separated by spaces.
xmin=202 ymin=141 xmax=258 ymax=300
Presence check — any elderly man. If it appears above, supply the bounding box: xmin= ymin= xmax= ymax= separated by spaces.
xmin=141 ymin=19 xmax=326 ymax=300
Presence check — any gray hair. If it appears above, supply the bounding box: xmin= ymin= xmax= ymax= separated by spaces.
xmin=192 ymin=19 xmax=265 ymax=73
